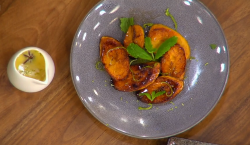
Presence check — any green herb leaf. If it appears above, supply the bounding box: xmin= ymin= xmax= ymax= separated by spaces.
xmin=127 ymin=43 xmax=153 ymax=60
xmin=145 ymin=37 xmax=157 ymax=53
xmin=165 ymin=8 xmax=178 ymax=31
xmin=210 ymin=44 xmax=217 ymax=49
xmin=139 ymin=92 xmax=152 ymax=101
xmin=155 ymin=36 xmax=178 ymax=59
xmin=120 ymin=17 xmax=134 ymax=33
xmin=151 ymin=91 xmax=156 ymax=99
xmin=153 ymin=91 xmax=166 ymax=100
xmin=130 ymin=58 xmax=151 ymax=65
xmin=138 ymin=104 xmax=153 ymax=110
xmin=143 ymin=23 xmax=154 ymax=28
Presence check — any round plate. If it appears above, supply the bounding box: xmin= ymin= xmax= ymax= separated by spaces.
xmin=70 ymin=0 xmax=229 ymax=139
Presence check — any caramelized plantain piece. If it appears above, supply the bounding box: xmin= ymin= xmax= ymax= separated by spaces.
xmin=124 ymin=25 xmax=145 ymax=48
xmin=137 ymin=76 xmax=184 ymax=104
xmin=148 ymin=24 xmax=190 ymax=59
xmin=161 ymin=44 xmax=186 ymax=80
xmin=113 ymin=62 xmax=161 ymax=92
xmin=100 ymin=36 xmax=130 ymax=81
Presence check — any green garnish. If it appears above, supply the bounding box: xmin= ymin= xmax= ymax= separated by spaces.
xmin=161 ymin=82 xmax=173 ymax=97
xmin=120 ymin=17 xmax=134 ymax=33
xmin=205 ymin=63 xmax=209 ymax=66
xmin=139 ymin=90 xmax=166 ymax=102
xmin=210 ymin=44 xmax=217 ymax=49
xmin=129 ymin=58 xmax=151 ymax=65
xmin=143 ymin=23 xmax=154 ymax=28
xmin=138 ymin=104 xmax=153 ymax=110
xmin=127 ymin=37 xmax=178 ymax=61
xmin=145 ymin=37 xmax=157 ymax=59
xmin=189 ymin=56 xmax=196 ymax=60
xmin=129 ymin=59 xmax=140 ymax=82
xmin=95 ymin=61 xmax=104 ymax=71
xmin=168 ymin=108 xmax=174 ymax=112
xmin=127 ymin=43 xmax=153 ymax=60
xmin=161 ymin=73 xmax=169 ymax=76
xmin=143 ymin=66 xmax=153 ymax=69
xmin=170 ymin=101 xmax=175 ymax=105
xmin=107 ymin=47 xmax=126 ymax=57
xmin=165 ymin=8 xmax=178 ymax=31
xmin=155 ymin=36 xmax=178 ymax=59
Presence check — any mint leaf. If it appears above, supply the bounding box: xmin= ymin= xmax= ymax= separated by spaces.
xmin=120 ymin=17 xmax=134 ymax=33
xmin=153 ymin=91 xmax=166 ymax=100
xmin=151 ymin=91 xmax=156 ymax=99
xmin=143 ymin=23 xmax=154 ymax=28
xmin=155 ymin=36 xmax=178 ymax=59
xmin=130 ymin=58 xmax=151 ymax=65
xmin=145 ymin=37 xmax=156 ymax=53
xmin=127 ymin=43 xmax=153 ymax=60
xmin=210 ymin=44 xmax=217 ymax=49
xmin=139 ymin=92 xmax=152 ymax=101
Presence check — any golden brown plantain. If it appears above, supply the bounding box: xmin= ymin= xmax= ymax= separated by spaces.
xmin=112 ymin=62 xmax=161 ymax=92
xmin=137 ymin=76 xmax=184 ymax=104
xmin=124 ymin=25 xmax=145 ymax=48
xmin=148 ymin=24 xmax=190 ymax=59
xmin=100 ymin=36 xmax=130 ymax=81
xmin=161 ymin=44 xmax=186 ymax=80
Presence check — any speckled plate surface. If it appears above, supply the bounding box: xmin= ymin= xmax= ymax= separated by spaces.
xmin=70 ymin=0 xmax=229 ymax=139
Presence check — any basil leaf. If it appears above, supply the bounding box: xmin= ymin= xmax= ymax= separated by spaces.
xmin=145 ymin=37 xmax=157 ymax=53
xmin=139 ymin=92 xmax=152 ymax=101
xmin=210 ymin=44 xmax=217 ymax=49
xmin=120 ymin=17 xmax=134 ymax=33
xmin=143 ymin=23 xmax=154 ymax=28
xmin=127 ymin=43 xmax=153 ymax=60
xmin=138 ymin=104 xmax=153 ymax=110
xmin=155 ymin=36 xmax=178 ymax=59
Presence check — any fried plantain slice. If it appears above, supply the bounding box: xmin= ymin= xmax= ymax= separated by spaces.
xmin=137 ymin=76 xmax=184 ymax=104
xmin=113 ymin=62 xmax=161 ymax=92
xmin=124 ymin=25 xmax=145 ymax=48
xmin=100 ymin=36 xmax=130 ymax=81
xmin=161 ymin=44 xmax=186 ymax=80
xmin=148 ymin=24 xmax=190 ymax=59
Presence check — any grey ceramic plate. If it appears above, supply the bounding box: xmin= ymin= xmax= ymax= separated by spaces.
xmin=70 ymin=0 xmax=229 ymax=139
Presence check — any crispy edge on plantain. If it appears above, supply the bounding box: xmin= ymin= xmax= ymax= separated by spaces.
xmin=137 ymin=76 xmax=184 ymax=104
xmin=112 ymin=62 xmax=161 ymax=92
xmin=124 ymin=25 xmax=145 ymax=48
xmin=148 ymin=24 xmax=190 ymax=59
xmin=161 ymin=44 xmax=186 ymax=80
xmin=100 ymin=36 xmax=130 ymax=81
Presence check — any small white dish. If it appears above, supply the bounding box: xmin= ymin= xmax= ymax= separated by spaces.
xmin=7 ymin=47 xmax=55 ymax=92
